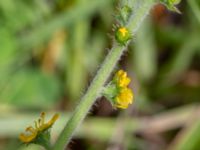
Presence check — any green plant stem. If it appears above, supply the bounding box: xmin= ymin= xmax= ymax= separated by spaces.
xmin=52 ymin=1 xmax=155 ymax=150
xmin=128 ymin=0 xmax=155 ymax=33
xmin=53 ymin=45 xmax=124 ymax=150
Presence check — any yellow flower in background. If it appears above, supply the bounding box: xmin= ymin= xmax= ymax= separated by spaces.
xmin=115 ymin=70 xmax=131 ymax=87
xmin=36 ymin=112 xmax=59 ymax=132
xmin=115 ymin=87 xmax=133 ymax=109
xmin=19 ymin=126 xmax=38 ymax=143
xmin=19 ymin=112 xmax=59 ymax=143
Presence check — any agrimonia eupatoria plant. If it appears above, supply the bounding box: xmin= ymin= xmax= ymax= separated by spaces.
xmin=19 ymin=0 xmax=182 ymax=150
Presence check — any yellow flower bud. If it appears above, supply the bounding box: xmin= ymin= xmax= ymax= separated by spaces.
xmin=114 ymin=87 xmax=133 ymax=109
xmin=115 ymin=27 xmax=131 ymax=45
xmin=103 ymin=70 xmax=134 ymax=109
xmin=114 ymin=70 xmax=131 ymax=87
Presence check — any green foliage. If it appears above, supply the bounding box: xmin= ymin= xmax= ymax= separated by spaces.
xmin=160 ymin=0 xmax=182 ymax=13
xmin=0 ymin=0 xmax=113 ymax=108
xmin=170 ymin=120 xmax=200 ymax=150
xmin=116 ymin=5 xmax=132 ymax=25
xmin=0 ymin=69 xmax=60 ymax=108
xmin=0 ymin=0 xmax=200 ymax=149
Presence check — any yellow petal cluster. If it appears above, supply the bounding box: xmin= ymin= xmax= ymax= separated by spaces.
xmin=115 ymin=70 xmax=131 ymax=87
xmin=115 ymin=27 xmax=131 ymax=45
xmin=114 ymin=70 xmax=134 ymax=109
xmin=119 ymin=27 xmax=128 ymax=37
xmin=19 ymin=112 xmax=59 ymax=143
xmin=115 ymin=87 xmax=133 ymax=109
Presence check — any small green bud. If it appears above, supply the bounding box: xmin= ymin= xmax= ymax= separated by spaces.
xmin=121 ymin=5 xmax=132 ymax=24
xmin=115 ymin=27 xmax=131 ymax=45
xmin=168 ymin=0 xmax=181 ymax=5
xmin=116 ymin=5 xmax=132 ymax=25
xmin=102 ymin=83 xmax=119 ymax=104
xmin=161 ymin=0 xmax=182 ymax=13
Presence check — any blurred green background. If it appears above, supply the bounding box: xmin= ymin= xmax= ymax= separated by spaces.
xmin=0 ymin=0 xmax=200 ymax=150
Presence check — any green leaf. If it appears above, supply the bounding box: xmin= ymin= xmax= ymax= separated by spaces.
xmin=0 ymin=69 xmax=60 ymax=108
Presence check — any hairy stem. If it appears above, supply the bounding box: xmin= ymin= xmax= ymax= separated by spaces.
xmin=52 ymin=1 xmax=155 ymax=150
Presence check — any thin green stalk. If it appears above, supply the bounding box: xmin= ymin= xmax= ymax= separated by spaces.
xmin=52 ymin=1 xmax=155 ymax=150
xmin=53 ymin=45 xmax=124 ymax=150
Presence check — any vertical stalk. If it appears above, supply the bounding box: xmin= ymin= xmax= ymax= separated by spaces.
xmin=52 ymin=1 xmax=155 ymax=150
xmin=53 ymin=45 xmax=125 ymax=150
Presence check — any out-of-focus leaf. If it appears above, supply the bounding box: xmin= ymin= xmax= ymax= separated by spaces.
xmin=0 ymin=28 xmax=17 ymax=70
xmin=85 ymin=31 xmax=106 ymax=72
xmin=132 ymin=19 xmax=157 ymax=82
xmin=0 ymin=69 xmax=60 ymax=108
xmin=18 ymin=0 xmax=112 ymax=50
xmin=65 ymin=21 xmax=89 ymax=101
xmin=188 ymin=0 xmax=200 ymax=24
xmin=158 ymin=33 xmax=200 ymax=88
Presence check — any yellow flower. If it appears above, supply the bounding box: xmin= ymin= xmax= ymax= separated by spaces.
xmin=115 ymin=70 xmax=131 ymax=87
xmin=19 ymin=126 xmax=38 ymax=143
xmin=115 ymin=27 xmax=131 ymax=45
xmin=119 ymin=27 xmax=128 ymax=37
xmin=103 ymin=70 xmax=134 ymax=109
xmin=36 ymin=112 xmax=59 ymax=132
xmin=19 ymin=112 xmax=59 ymax=143
xmin=115 ymin=87 xmax=133 ymax=109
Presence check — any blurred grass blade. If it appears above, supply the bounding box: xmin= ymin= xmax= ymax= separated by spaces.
xmin=159 ymin=33 xmax=200 ymax=87
xmin=188 ymin=0 xmax=200 ymax=24
xmin=18 ymin=0 xmax=112 ymax=50
xmin=65 ymin=22 xmax=89 ymax=100
xmin=132 ymin=19 xmax=157 ymax=82
xmin=168 ymin=118 xmax=200 ymax=150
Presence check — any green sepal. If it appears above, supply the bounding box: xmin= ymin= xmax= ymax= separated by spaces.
xmin=160 ymin=0 xmax=182 ymax=13
xmin=166 ymin=4 xmax=181 ymax=14
xmin=35 ymin=130 xmax=51 ymax=150
xmin=23 ymin=129 xmax=52 ymax=150
xmin=115 ymin=27 xmax=132 ymax=46
xmin=102 ymin=83 xmax=119 ymax=105
xmin=116 ymin=5 xmax=132 ymax=25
